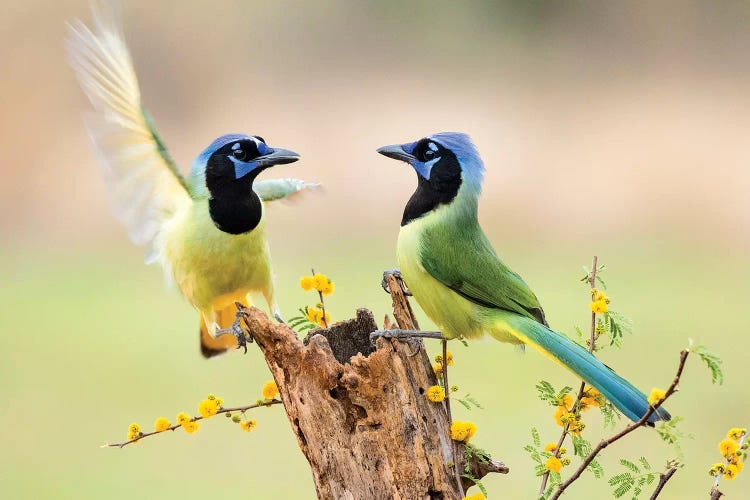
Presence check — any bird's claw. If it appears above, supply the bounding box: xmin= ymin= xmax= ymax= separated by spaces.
xmin=274 ymin=311 xmax=286 ymax=324
xmin=216 ymin=314 xmax=253 ymax=354
xmin=381 ymin=268 xmax=412 ymax=295
xmin=369 ymin=329 xmax=424 ymax=355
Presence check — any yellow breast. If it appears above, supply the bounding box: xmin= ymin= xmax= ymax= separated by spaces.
xmin=164 ymin=200 xmax=274 ymax=311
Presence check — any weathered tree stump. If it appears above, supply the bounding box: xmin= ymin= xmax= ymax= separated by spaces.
xmin=238 ymin=275 xmax=506 ymax=499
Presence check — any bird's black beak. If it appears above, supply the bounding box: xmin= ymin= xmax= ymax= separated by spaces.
xmin=376 ymin=144 xmax=416 ymax=163
xmin=257 ymin=147 xmax=300 ymax=168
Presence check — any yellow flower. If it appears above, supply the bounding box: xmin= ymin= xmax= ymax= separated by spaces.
xmin=176 ymin=412 xmax=191 ymax=424
xmin=182 ymin=421 xmax=200 ymax=434
xmin=240 ymin=420 xmax=257 ymax=432
xmin=568 ymin=416 xmax=585 ymax=435
xmin=426 ymin=385 xmax=445 ymax=403
xmin=719 ymin=438 xmax=740 ymax=458
xmin=591 ymin=288 xmax=609 ymax=303
xmin=433 ymin=363 xmax=443 ymax=378
xmin=127 ymin=423 xmax=141 ymax=440
xmin=589 ymin=300 xmax=608 ymax=314
xmin=554 ymin=406 xmax=566 ymax=426
xmin=262 ymin=380 xmax=279 ymax=400
xmin=545 ymin=456 xmax=563 ymax=473
xmin=544 ymin=442 xmax=558 ymax=452
xmin=312 ymin=273 xmax=328 ymax=292
xmin=727 ymin=428 xmax=747 ymax=441
xmin=647 ymin=388 xmax=666 ymax=405
xmin=198 ymin=399 xmax=219 ymax=418
xmin=461 ymin=494 xmax=485 ymax=500
xmin=154 ymin=417 xmax=171 ymax=432
xmin=709 ymin=463 xmax=726 ymax=476
xmin=320 ymin=280 xmax=335 ymax=296
xmin=724 ymin=463 xmax=740 ymax=480
xmin=300 ymin=276 xmax=314 ymax=291
xmin=559 ymin=394 xmax=574 ymax=411
xmin=580 ymin=386 xmax=602 ymax=411
xmin=306 ymin=306 xmax=330 ymax=327
xmin=450 ymin=421 xmax=477 ymax=442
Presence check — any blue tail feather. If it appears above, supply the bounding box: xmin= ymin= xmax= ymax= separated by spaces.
xmin=510 ymin=317 xmax=670 ymax=424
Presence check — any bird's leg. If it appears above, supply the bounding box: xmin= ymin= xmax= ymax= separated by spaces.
xmin=273 ymin=309 xmax=286 ymax=325
xmin=381 ymin=268 xmax=412 ymax=296
xmin=215 ymin=310 xmax=254 ymax=354
xmin=369 ymin=328 xmax=445 ymax=344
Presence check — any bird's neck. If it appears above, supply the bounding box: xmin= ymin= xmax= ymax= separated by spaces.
xmin=402 ymin=177 xmax=478 ymax=226
xmin=208 ymin=181 xmax=263 ymax=234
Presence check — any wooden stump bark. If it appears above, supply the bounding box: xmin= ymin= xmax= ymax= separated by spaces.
xmin=238 ymin=275 xmax=506 ymax=499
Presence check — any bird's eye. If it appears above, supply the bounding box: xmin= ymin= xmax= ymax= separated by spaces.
xmin=232 ymin=149 xmax=247 ymax=161
xmin=424 ymin=149 xmax=435 ymax=159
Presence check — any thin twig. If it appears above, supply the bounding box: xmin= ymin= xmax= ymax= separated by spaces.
xmin=649 ymin=461 xmax=679 ymax=499
xmin=539 ymin=255 xmax=599 ymax=495
xmin=550 ymin=350 xmax=690 ymax=500
xmin=442 ymin=338 xmax=464 ymax=496
xmin=312 ymin=268 xmax=329 ymax=328
xmin=104 ymin=399 xmax=282 ymax=448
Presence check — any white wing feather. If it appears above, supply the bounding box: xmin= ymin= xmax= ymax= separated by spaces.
xmin=254 ymin=178 xmax=322 ymax=203
xmin=67 ymin=3 xmax=190 ymax=264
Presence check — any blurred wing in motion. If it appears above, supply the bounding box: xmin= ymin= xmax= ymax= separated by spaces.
xmin=67 ymin=3 xmax=190 ymax=264
xmin=254 ymin=178 xmax=322 ymax=204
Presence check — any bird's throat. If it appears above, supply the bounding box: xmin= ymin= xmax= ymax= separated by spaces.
xmin=401 ymin=177 xmax=461 ymax=226
xmin=208 ymin=186 xmax=263 ymax=234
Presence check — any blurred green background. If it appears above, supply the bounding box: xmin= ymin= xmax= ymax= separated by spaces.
xmin=2 ymin=1 xmax=749 ymax=498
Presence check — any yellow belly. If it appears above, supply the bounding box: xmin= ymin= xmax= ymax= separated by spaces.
xmin=164 ymin=200 xmax=274 ymax=313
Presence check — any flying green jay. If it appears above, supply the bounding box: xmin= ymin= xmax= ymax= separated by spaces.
xmin=67 ymin=4 xmax=317 ymax=357
xmin=376 ymin=132 xmax=670 ymax=423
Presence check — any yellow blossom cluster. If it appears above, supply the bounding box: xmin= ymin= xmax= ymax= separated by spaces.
xmin=240 ymin=420 xmax=257 ymax=432
xmin=154 ymin=417 xmax=171 ymax=432
xmin=647 ymin=387 xmax=666 ymax=406
xmin=580 ymin=386 xmax=602 ymax=411
xmin=177 ymin=412 xmax=200 ymax=434
xmin=300 ymin=273 xmax=335 ymax=295
xmin=306 ymin=306 xmax=331 ymax=327
xmin=450 ymin=421 xmax=477 ymax=443
xmin=461 ymin=494 xmax=485 ymax=500
xmin=709 ymin=427 xmax=747 ymax=480
xmin=426 ymin=385 xmax=445 ymax=403
xmin=127 ymin=423 xmax=141 ymax=442
xmin=433 ymin=351 xmax=454 ymax=380
xmin=198 ymin=394 xmax=224 ymax=419
xmin=434 ymin=351 xmax=454 ymax=366
xmin=553 ymin=395 xmax=585 ymax=434
xmin=543 ymin=442 xmax=571 ymax=472
xmin=589 ymin=288 xmax=609 ymax=314
xmin=262 ymin=380 xmax=279 ymax=400
xmin=708 ymin=427 xmax=748 ymax=479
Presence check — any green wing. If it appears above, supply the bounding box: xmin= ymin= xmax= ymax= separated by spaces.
xmin=419 ymin=222 xmax=548 ymax=325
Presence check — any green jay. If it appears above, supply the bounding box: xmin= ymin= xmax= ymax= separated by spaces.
xmin=67 ymin=3 xmax=317 ymax=357
xmin=376 ymin=132 xmax=669 ymax=423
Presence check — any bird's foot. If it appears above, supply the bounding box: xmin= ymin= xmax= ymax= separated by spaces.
xmin=370 ymin=328 xmax=445 ymax=345
xmin=215 ymin=312 xmax=253 ymax=354
xmin=273 ymin=310 xmax=286 ymax=324
xmin=381 ymin=268 xmax=412 ymax=296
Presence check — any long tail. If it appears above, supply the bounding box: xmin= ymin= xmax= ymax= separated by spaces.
xmin=504 ymin=316 xmax=670 ymax=424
